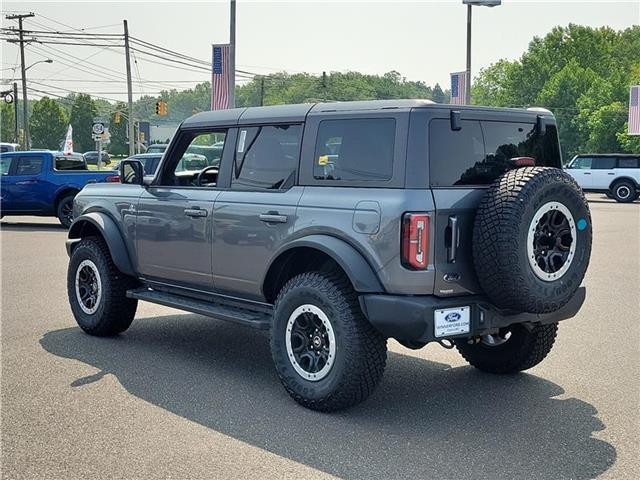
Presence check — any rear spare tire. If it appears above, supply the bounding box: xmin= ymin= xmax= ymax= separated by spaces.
xmin=473 ymin=167 xmax=591 ymax=314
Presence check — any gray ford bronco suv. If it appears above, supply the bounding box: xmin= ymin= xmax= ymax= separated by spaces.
xmin=66 ymin=100 xmax=592 ymax=411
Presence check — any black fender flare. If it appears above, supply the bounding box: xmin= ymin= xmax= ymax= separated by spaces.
xmin=67 ymin=212 xmax=135 ymax=276
xmin=264 ymin=234 xmax=384 ymax=293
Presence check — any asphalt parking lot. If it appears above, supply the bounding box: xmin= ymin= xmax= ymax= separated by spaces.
xmin=1 ymin=194 xmax=638 ymax=480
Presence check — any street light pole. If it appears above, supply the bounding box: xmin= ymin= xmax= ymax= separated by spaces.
xmin=462 ymin=0 xmax=501 ymax=105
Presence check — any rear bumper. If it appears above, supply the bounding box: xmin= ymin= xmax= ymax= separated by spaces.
xmin=359 ymin=287 xmax=586 ymax=343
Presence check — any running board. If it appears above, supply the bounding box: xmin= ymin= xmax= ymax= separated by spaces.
xmin=127 ymin=288 xmax=272 ymax=330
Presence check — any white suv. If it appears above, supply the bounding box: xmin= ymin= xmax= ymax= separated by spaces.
xmin=566 ymin=154 xmax=640 ymax=203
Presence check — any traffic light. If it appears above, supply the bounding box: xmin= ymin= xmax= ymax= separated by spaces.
xmin=114 ymin=111 xmax=121 ymax=124
xmin=155 ymin=100 xmax=167 ymax=116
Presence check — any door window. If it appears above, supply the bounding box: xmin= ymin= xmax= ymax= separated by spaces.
xmin=159 ymin=131 xmax=227 ymax=187
xmin=313 ymin=118 xmax=395 ymax=181
xmin=15 ymin=156 xmax=44 ymax=175
xmin=231 ymin=124 xmax=302 ymax=190
xmin=429 ymin=119 xmax=485 ymax=186
xmin=571 ymin=157 xmax=593 ymax=169
xmin=0 ymin=156 xmax=12 ymax=175
xmin=592 ymin=157 xmax=617 ymax=170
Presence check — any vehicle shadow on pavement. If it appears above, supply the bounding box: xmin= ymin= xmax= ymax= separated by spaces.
xmin=40 ymin=314 xmax=616 ymax=480
xmin=0 ymin=221 xmax=64 ymax=232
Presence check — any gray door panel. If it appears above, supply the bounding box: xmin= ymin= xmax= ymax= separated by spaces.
xmin=212 ymin=187 xmax=304 ymax=299
xmin=136 ymin=187 xmax=220 ymax=289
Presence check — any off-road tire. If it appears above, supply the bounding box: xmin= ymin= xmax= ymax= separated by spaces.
xmin=473 ymin=167 xmax=592 ymax=314
xmin=271 ymin=271 xmax=387 ymax=412
xmin=67 ymin=236 xmax=138 ymax=336
xmin=611 ymin=180 xmax=637 ymax=203
xmin=56 ymin=193 xmax=76 ymax=228
xmin=455 ymin=323 xmax=558 ymax=374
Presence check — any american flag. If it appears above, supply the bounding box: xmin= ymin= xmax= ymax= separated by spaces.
xmin=629 ymin=85 xmax=640 ymax=135
xmin=211 ymin=44 xmax=230 ymax=110
xmin=450 ymin=71 xmax=467 ymax=105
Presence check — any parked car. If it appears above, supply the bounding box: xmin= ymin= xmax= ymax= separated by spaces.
xmin=0 ymin=142 xmax=20 ymax=153
xmin=66 ymin=100 xmax=592 ymax=411
xmin=83 ymin=151 xmax=111 ymax=165
xmin=565 ymin=153 xmax=640 ymax=202
xmin=0 ymin=151 xmax=119 ymax=227
xmin=146 ymin=144 xmax=168 ymax=154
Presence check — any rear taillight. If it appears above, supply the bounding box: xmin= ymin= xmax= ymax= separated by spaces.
xmin=401 ymin=213 xmax=429 ymax=270
xmin=105 ymin=175 xmax=120 ymax=183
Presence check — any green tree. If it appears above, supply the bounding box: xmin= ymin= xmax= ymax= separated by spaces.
xmin=432 ymin=83 xmax=446 ymax=104
xmin=70 ymin=93 xmax=97 ymax=153
xmin=29 ymin=97 xmax=68 ymax=150
xmin=1 ymin=102 xmax=15 ymax=143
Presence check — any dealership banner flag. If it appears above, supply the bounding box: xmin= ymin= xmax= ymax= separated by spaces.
xmin=63 ymin=124 xmax=73 ymax=154
xmin=450 ymin=71 xmax=467 ymax=105
xmin=211 ymin=44 xmax=230 ymax=110
xmin=629 ymin=85 xmax=640 ymax=135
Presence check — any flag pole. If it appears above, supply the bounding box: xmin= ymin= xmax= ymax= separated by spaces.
xmin=229 ymin=0 xmax=236 ymax=108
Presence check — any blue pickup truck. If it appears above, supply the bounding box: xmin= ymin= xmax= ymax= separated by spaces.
xmin=0 ymin=151 xmax=119 ymax=227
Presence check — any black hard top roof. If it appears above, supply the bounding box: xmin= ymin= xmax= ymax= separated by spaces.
xmin=181 ymin=99 xmax=549 ymax=128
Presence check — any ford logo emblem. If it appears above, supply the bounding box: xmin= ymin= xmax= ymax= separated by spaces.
xmin=445 ymin=312 xmax=461 ymax=323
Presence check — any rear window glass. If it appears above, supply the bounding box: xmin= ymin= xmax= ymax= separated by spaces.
xmin=429 ymin=119 xmax=562 ymax=187
xmin=314 ymin=118 xmax=395 ymax=181
xmin=592 ymin=157 xmax=616 ymax=169
xmin=618 ymin=158 xmax=639 ymax=169
xmin=55 ymin=155 xmax=87 ymax=170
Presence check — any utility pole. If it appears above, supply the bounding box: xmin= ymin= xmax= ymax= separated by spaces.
xmin=13 ymin=83 xmax=19 ymax=143
xmin=229 ymin=0 xmax=236 ymax=108
xmin=322 ymin=71 xmax=327 ymax=102
xmin=123 ymin=20 xmax=135 ymax=156
xmin=6 ymin=12 xmax=35 ymax=150
xmin=259 ymin=76 xmax=265 ymax=106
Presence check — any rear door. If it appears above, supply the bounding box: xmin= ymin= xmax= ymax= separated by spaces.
xmin=429 ymin=112 xmax=562 ymax=297
xmin=590 ymin=156 xmax=617 ymax=189
xmin=211 ymin=124 xmax=303 ymax=300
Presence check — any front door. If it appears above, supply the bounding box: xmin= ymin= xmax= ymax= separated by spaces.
xmin=5 ymin=155 xmax=46 ymax=212
xmin=136 ymin=129 xmax=228 ymax=290
xmin=567 ymin=156 xmax=593 ymax=189
xmin=212 ymin=124 xmax=304 ymax=300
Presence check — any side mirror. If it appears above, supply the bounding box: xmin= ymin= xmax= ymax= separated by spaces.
xmin=120 ymin=160 xmax=144 ymax=185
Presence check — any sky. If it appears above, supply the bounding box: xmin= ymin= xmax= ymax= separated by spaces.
xmin=1 ymin=0 xmax=639 ymax=102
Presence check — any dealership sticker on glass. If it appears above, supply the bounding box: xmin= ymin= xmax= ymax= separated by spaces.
xmin=434 ymin=306 xmax=470 ymax=338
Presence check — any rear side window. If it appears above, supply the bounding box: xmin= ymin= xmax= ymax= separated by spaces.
xmin=618 ymin=157 xmax=639 ymax=169
xmin=313 ymin=118 xmax=395 ymax=181
xmin=232 ymin=124 xmax=302 ymax=190
xmin=15 ymin=156 xmax=44 ymax=175
xmin=429 ymin=119 xmax=562 ymax=187
xmin=592 ymin=157 xmax=616 ymax=170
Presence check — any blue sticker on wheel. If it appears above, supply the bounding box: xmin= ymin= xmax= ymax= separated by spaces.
xmin=577 ymin=218 xmax=588 ymax=231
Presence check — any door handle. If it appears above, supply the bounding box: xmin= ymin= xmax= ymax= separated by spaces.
xmin=184 ymin=208 xmax=208 ymax=218
xmin=16 ymin=180 xmax=36 ymax=185
xmin=259 ymin=213 xmax=288 ymax=224
xmin=447 ymin=216 xmax=459 ymax=263
xmin=584 ymin=172 xmax=591 ymax=175
xmin=607 ymin=172 xmax=615 ymax=175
